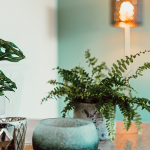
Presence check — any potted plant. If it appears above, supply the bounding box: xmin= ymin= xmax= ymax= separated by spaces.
xmin=42 ymin=49 xmax=150 ymax=141
xmin=0 ymin=38 xmax=25 ymax=116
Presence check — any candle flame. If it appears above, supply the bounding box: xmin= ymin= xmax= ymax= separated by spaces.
xmin=119 ymin=2 xmax=134 ymax=21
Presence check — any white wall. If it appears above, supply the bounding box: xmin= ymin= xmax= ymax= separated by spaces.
xmin=0 ymin=0 xmax=58 ymax=119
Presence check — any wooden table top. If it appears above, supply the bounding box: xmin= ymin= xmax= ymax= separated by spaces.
xmin=24 ymin=144 xmax=33 ymax=150
xmin=24 ymin=121 xmax=150 ymax=150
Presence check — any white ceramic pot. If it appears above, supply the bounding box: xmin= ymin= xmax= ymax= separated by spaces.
xmin=74 ymin=102 xmax=116 ymax=141
xmin=0 ymin=95 xmax=5 ymax=117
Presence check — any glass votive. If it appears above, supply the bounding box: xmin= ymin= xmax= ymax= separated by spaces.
xmin=0 ymin=117 xmax=27 ymax=150
xmin=0 ymin=123 xmax=14 ymax=150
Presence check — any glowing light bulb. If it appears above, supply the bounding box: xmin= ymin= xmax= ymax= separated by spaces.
xmin=119 ymin=2 xmax=134 ymax=21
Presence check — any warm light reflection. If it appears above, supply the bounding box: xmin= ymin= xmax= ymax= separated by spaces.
xmin=114 ymin=121 xmax=146 ymax=150
xmin=119 ymin=2 xmax=134 ymax=21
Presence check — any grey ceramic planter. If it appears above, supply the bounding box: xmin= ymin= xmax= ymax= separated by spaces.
xmin=32 ymin=118 xmax=99 ymax=150
xmin=74 ymin=102 xmax=116 ymax=140
xmin=0 ymin=95 xmax=5 ymax=116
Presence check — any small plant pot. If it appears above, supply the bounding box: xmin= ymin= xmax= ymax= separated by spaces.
xmin=74 ymin=102 xmax=116 ymax=141
xmin=0 ymin=117 xmax=27 ymax=150
xmin=32 ymin=118 xmax=99 ymax=150
xmin=0 ymin=95 xmax=5 ymax=117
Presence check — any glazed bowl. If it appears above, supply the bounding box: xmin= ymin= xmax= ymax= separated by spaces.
xmin=32 ymin=118 xmax=99 ymax=150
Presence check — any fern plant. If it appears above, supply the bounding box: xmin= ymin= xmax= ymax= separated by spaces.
xmin=0 ymin=38 xmax=25 ymax=98
xmin=42 ymin=49 xmax=150 ymax=141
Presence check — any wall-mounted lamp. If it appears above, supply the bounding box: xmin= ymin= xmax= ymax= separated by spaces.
xmin=111 ymin=0 xmax=143 ymax=95
xmin=111 ymin=0 xmax=142 ymax=28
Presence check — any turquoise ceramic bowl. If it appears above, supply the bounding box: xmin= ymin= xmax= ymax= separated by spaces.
xmin=32 ymin=118 xmax=99 ymax=150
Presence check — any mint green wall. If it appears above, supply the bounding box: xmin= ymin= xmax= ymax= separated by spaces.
xmin=57 ymin=0 xmax=150 ymax=122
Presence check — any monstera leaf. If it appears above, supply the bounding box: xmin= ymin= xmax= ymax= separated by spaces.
xmin=0 ymin=38 xmax=25 ymax=96
xmin=0 ymin=70 xmax=17 ymax=96
xmin=0 ymin=39 xmax=25 ymax=62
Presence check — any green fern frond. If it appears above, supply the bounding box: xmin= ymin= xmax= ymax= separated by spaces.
xmin=123 ymin=117 xmax=131 ymax=131
xmin=85 ymin=49 xmax=98 ymax=67
xmin=106 ymin=118 xmax=115 ymax=141
xmin=110 ymin=50 xmax=150 ymax=81
xmin=131 ymin=105 xmax=142 ymax=134
xmin=100 ymin=102 xmax=116 ymax=141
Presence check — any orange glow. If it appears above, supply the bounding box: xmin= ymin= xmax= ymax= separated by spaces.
xmin=119 ymin=2 xmax=134 ymax=21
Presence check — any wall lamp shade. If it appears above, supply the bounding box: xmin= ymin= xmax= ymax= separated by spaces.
xmin=111 ymin=0 xmax=143 ymax=28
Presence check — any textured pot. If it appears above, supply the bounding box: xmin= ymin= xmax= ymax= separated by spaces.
xmin=74 ymin=102 xmax=116 ymax=141
xmin=0 ymin=117 xmax=27 ymax=150
xmin=0 ymin=123 xmax=15 ymax=150
xmin=0 ymin=95 xmax=5 ymax=116
xmin=32 ymin=118 xmax=99 ymax=150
